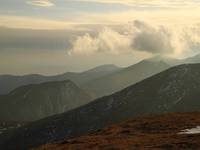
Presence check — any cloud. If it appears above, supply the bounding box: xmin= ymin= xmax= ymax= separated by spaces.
xmin=131 ymin=21 xmax=200 ymax=57
xmin=180 ymin=26 xmax=200 ymax=55
xmin=68 ymin=20 xmax=200 ymax=57
xmin=131 ymin=20 xmax=200 ymax=56
xmin=68 ymin=27 xmax=132 ymax=55
xmin=132 ymin=20 xmax=174 ymax=54
xmin=68 ymin=21 xmax=175 ymax=56
xmin=1 ymin=0 xmax=200 ymax=30
xmin=26 ymin=0 xmax=54 ymax=7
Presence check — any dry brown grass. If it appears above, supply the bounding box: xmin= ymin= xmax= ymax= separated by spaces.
xmin=35 ymin=112 xmax=200 ymax=150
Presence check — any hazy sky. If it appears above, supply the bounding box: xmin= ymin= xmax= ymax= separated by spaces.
xmin=1 ymin=0 xmax=200 ymax=75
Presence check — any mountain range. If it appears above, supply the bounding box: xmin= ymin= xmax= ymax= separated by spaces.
xmin=1 ymin=53 xmax=200 ymax=99
xmin=0 ymin=80 xmax=92 ymax=121
xmin=0 ymin=60 xmax=170 ymax=123
xmin=84 ymin=60 xmax=170 ymax=97
xmin=0 ymin=64 xmax=120 ymax=95
xmin=1 ymin=63 xmax=200 ymax=149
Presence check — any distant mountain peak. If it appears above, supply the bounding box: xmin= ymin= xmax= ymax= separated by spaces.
xmin=146 ymin=55 xmax=182 ymax=66
xmin=84 ymin=59 xmax=170 ymax=98
xmin=127 ymin=58 xmax=170 ymax=70
xmin=85 ymin=64 xmax=120 ymax=73
xmin=147 ymin=55 xmax=167 ymax=61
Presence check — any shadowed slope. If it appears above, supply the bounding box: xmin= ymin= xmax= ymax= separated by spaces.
xmin=0 ymin=80 xmax=92 ymax=121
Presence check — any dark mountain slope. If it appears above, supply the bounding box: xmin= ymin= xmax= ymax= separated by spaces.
xmin=0 ymin=80 xmax=92 ymax=121
xmin=0 ymin=64 xmax=120 ymax=95
xmin=1 ymin=64 xmax=200 ymax=149
xmin=84 ymin=60 xmax=170 ymax=97
xmin=0 ymin=121 xmax=27 ymax=135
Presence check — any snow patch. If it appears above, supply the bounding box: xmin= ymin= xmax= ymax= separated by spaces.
xmin=178 ymin=126 xmax=200 ymax=134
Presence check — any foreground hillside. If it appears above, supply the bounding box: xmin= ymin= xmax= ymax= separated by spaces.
xmin=36 ymin=112 xmax=200 ymax=150
xmin=1 ymin=64 xmax=200 ymax=149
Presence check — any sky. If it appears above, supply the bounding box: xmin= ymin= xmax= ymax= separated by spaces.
xmin=1 ymin=0 xmax=200 ymax=75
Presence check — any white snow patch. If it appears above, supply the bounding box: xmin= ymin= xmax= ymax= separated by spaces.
xmin=178 ymin=126 xmax=200 ymax=134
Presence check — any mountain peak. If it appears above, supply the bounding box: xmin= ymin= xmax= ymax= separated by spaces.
xmin=0 ymin=80 xmax=92 ymax=121
xmin=9 ymin=79 xmax=75 ymax=95
xmin=147 ymin=55 xmax=167 ymax=61
xmin=127 ymin=59 xmax=170 ymax=70
xmin=146 ymin=55 xmax=181 ymax=65
xmin=85 ymin=64 xmax=120 ymax=73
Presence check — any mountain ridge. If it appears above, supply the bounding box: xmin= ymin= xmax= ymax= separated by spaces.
xmin=84 ymin=60 xmax=170 ymax=97
xmin=1 ymin=63 xmax=200 ymax=149
xmin=0 ymin=80 xmax=92 ymax=121
xmin=0 ymin=64 xmax=121 ymax=95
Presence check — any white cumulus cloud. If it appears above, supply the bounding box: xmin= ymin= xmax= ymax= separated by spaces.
xmin=68 ymin=27 xmax=132 ymax=55
xmin=131 ymin=20 xmax=174 ymax=54
xmin=68 ymin=20 xmax=200 ymax=57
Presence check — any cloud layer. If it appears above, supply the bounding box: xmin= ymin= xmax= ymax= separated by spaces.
xmin=2 ymin=20 xmax=199 ymax=57
xmin=68 ymin=20 xmax=200 ymax=57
